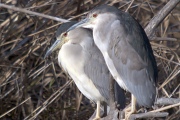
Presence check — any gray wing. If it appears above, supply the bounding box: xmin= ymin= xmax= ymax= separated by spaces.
xmin=84 ymin=42 xmax=126 ymax=108
xmin=108 ymin=13 xmax=157 ymax=107
xmin=83 ymin=41 xmax=111 ymax=102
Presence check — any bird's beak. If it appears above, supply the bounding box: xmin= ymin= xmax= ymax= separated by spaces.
xmin=44 ymin=39 xmax=61 ymax=58
xmin=67 ymin=18 xmax=91 ymax=31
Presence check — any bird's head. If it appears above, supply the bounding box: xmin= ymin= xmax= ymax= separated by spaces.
xmin=44 ymin=32 xmax=69 ymax=58
xmin=44 ymin=22 xmax=77 ymax=58
xmin=67 ymin=5 xmax=119 ymax=31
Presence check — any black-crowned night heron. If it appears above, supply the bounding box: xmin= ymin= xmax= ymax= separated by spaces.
xmin=45 ymin=22 xmax=126 ymax=119
xmin=68 ymin=5 xmax=158 ymax=118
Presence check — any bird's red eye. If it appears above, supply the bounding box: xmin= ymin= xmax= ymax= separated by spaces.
xmin=63 ymin=32 xmax=67 ymax=37
xmin=92 ymin=13 xmax=98 ymax=18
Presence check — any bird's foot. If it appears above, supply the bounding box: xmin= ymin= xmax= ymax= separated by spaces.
xmin=125 ymin=106 xmax=136 ymax=120
xmin=93 ymin=116 xmax=101 ymax=120
xmin=125 ymin=111 xmax=133 ymax=120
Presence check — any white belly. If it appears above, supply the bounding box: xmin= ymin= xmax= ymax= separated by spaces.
xmin=58 ymin=45 xmax=105 ymax=102
xmin=73 ymin=74 xmax=105 ymax=102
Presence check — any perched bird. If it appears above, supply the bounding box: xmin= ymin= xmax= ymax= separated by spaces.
xmin=68 ymin=4 xmax=158 ymax=118
xmin=45 ymin=22 xmax=126 ymax=119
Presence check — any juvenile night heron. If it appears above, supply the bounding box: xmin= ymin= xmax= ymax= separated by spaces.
xmin=68 ymin=5 xmax=158 ymax=118
xmin=45 ymin=22 xmax=126 ymax=119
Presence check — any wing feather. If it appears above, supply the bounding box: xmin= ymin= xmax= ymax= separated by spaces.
xmin=83 ymin=40 xmax=111 ymax=102
xmin=107 ymin=14 xmax=157 ymax=107
xmin=59 ymin=28 xmax=126 ymax=107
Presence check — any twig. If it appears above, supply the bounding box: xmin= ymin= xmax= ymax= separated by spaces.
xmin=151 ymin=37 xmax=177 ymax=41
xmin=159 ymin=68 xmax=180 ymax=89
xmin=128 ymin=97 xmax=180 ymax=119
xmin=150 ymin=102 xmax=180 ymax=113
xmin=145 ymin=0 xmax=180 ymax=38
xmin=129 ymin=112 xmax=168 ymax=120
xmin=125 ymin=0 xmax=135 ymax=12
xmin=0 ymin=3 xmax=69 ymax=23
xmin=123 ymin=97 xmax=180 ymax=120
xmin=156 ymin=98 xmax=180 ymax=106
xmin=24 ymin=80 xmax=73 ymax=120
xmin=0 ymin=97 xmax=31 ymax=118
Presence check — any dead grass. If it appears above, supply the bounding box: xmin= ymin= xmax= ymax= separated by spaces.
xmin=0 ymin=0 xmax=179 ymax=120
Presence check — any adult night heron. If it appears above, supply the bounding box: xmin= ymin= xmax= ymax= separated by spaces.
xmin=45 ymin=22 xmax=126 ymax=119
xmin=68 ymin=5 xmax=158 ymax=118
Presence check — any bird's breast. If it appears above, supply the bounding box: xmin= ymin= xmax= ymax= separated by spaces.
xmin=58 ymin=43 xmax=105 ymax=102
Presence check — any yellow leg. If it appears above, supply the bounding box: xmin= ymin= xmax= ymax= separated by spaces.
xmin=93 ymin=101 xmax=101 ymax=120
xmin=131 ymin=94 xmax=136 ymax=113
xmin=125 ymin=94 xmax=137 ymax=120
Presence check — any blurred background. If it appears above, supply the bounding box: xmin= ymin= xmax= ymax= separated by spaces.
xmin=0 ymin=0 xmax=179 ymax=120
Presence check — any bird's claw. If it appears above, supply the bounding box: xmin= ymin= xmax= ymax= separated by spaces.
xmin=93 ymin=117 xmax=101 ymax=120
xmin=124 ymin=106 xmax=136 ymax=120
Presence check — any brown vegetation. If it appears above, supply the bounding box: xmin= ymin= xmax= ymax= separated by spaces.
xmin=0 ymin=0 xmax=179 ymax=120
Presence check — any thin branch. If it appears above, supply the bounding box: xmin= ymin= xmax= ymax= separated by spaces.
xmin=124 ymin=97 xmax=180 ymax=120
xmin=151 ymin=37 xmax=177 ymax=41
xmin=125 ymin=0 xmax=135 ymax=12
xmin=0 ymin=3 xmax=69 ymax=23
xmin=0 ymin=97 xmax=31 ymax=119
xmin=129 ymin=112 xmax=169 ymax=120
xmin=145 ymin=0 xmax=180 ymax=38
xmin=150 ymin=102 xmax=180 ymax=113
xmin=156 ymin=98 xmax=180 ymax=106
xmin=24 ymin=80 xmax=73 ymax=120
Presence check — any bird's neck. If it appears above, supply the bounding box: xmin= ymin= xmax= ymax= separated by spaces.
xmin=93 ymin=19 xmax=115 ymax=51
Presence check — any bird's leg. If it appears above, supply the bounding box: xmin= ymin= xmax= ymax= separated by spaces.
xmin=131 ymin=94 xmax=136 ymax=113
xmin=125 ymin=94 xmax=136 ymax=119
xmin=93 ymin=101 xmax=101 ymax=120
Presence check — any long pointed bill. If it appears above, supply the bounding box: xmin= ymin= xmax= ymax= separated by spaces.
xmin=67 ymin=18 xmax=90 ymax=32
xmin=44 ymin=39 xmax=62 ymax=58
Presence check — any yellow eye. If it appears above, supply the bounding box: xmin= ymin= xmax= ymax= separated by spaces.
xmin=92 ymin=13 xmax=98 ymax=18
